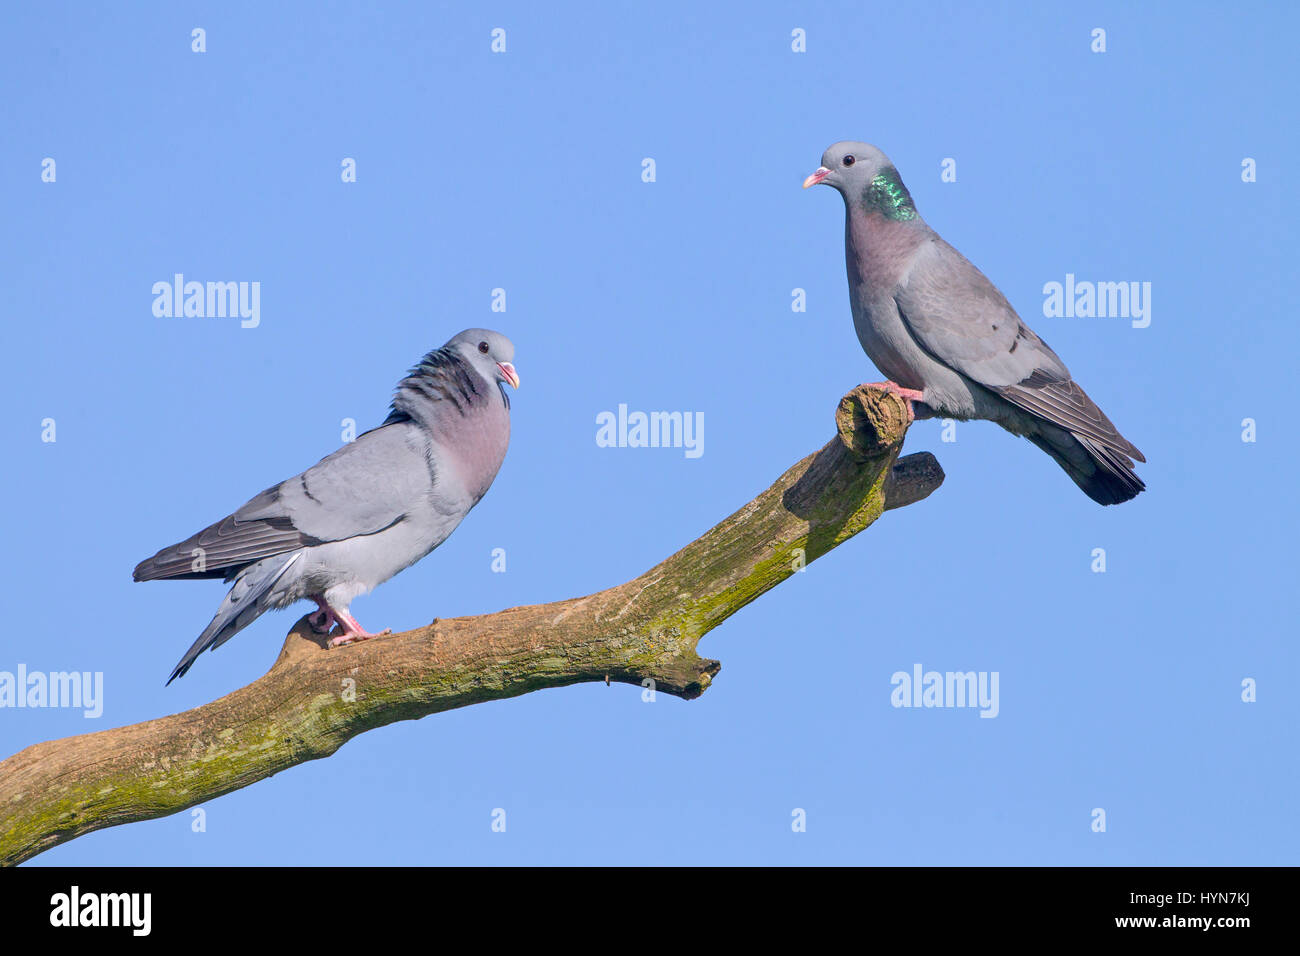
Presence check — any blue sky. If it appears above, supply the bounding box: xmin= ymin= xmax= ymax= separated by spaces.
xmin=2 ymin=1 xmax=1296 ymax=865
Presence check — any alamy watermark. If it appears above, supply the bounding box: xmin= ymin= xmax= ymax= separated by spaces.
xmin=152 ymin=274 xmax=260 ymax=328
xmin=596 ymin=404 xmax=704 ymax=459
xmin=890 ymin=663 xmax=999 ymax=718
xmin=1042 ymin=273 xmax=1151 ymax=328
xmin=0 ymin=665 xmax=103 ymax=718
xmin=50 ymin=886 xmax=150 ymax=935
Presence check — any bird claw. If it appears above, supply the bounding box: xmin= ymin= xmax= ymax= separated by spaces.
xmin=312 ymin=596 xmax=390 ymax=648
xmin=865 ymin=381 xmax=925 ymax=422
xmin=865 ymin=380 xmax=925 ymax=402
xmin=327 ymin=626 xmax=392 ymax=648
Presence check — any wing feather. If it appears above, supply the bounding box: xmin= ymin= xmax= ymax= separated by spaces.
xmin=895 ymin=238 xmax=1144 ymax=462
xmin=133 ymin=422 xmax=431 ymax=582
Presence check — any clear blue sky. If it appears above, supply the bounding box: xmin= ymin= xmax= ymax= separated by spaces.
xmin=3 ymin=1 xmax=1296 ymax=865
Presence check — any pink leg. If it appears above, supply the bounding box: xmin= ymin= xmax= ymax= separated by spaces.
xmin=865 ymin=381 xmax=926 ymax=421
xmin=308 ymin=596 xmax=336 ymax=634
xmin=327 ymin=606 xmax=392 ymax=648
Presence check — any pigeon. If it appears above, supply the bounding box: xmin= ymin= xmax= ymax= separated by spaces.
xmin=804 ymin=142 xmax=1145 ymax=505
xmin=134 ymin=328 xmax=520 ymax=682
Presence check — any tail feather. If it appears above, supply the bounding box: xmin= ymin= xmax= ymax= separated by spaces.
xmin=1028 ymin=427 xmax=1145 ymax=506
xmin=167 ymin=552 xmax=302 ymax=684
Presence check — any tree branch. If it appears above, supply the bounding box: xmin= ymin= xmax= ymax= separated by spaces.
xmin=0 ymin=385 xmax=943 ymax=866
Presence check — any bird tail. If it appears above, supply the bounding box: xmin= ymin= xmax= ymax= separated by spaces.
xmin=1028 ymin=425 xmax=1145 ymax=506
xmin=167 ymin=551 xmax=303 ymax=684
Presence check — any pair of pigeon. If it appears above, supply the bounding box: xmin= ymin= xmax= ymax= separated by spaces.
xmin=138 ymin=143 xmax=1143 ymax=681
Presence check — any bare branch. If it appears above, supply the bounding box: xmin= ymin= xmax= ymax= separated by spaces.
xmin=0 ymin=385 xmax=943 ymax=866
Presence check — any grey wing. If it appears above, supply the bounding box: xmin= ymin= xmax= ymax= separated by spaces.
xmin=133 ymin=422 xmax=433 ymax=581
xmin=896 ymin=237 xmax=1144 ymax=462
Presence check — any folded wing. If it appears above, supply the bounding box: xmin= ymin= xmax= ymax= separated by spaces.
xmin=895 ymin=237 xmax=1144 ymax=464
xmin=133 ymin=422 xmax=432 ymax=582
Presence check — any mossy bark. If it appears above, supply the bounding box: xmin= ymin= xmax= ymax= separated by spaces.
xmin=0 ymin=385 xmax=943 ymax=866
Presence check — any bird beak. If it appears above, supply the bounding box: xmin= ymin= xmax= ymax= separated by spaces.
xmin=497 ymin=362 xmax=520 ymax=389
xmin=802 ymin=166 xmax=831 ymax=189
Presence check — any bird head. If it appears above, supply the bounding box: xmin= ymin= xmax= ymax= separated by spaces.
xmin=448 ymin=328 xmax=520 ymax=390
xmin=803 ymin=141 xmax=892 ymax=191
xmin=803 ymin=142 xmax=918 ymax=222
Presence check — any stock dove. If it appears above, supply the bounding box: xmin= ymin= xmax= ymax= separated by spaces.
xmin=134 ymin=328 xmax=520 ymax=682
xmin=805 ymin=141 xmax=1144 ymax=505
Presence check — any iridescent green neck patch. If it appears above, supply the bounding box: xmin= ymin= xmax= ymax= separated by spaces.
xmin=862 ymin=167 xmax=917 ymax=221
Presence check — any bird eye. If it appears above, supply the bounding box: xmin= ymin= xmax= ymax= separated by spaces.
xmin=843 ymin=155 xmax=856 ymax=167
xmin=478 ymin=341 xmax=489 ymax=354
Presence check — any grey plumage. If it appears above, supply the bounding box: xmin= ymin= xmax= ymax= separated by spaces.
xmin=135 ymin=328 xmax=519 ymax=682
xmin=805 ymin=142 xmax=1145 ymax=505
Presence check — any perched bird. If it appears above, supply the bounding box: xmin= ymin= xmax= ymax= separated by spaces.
xmin=804 ymin=142 xmax=1145 ymax=505
xmin=134 ymin=328 xmax=520 ymax=682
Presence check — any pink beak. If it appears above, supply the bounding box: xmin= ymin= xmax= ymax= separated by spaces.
xmin=497 ymin=362 xmax=520 ymax=389
xmin=802 ymin=166 xmax=831 ymax=189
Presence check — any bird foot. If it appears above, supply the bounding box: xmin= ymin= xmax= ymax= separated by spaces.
xmin=865 ymin=380 xmax=925 ymax=402
xmin=327 ymin=605 xmax=392 ymax=647
xmin=308 ymin=596 xmax=337 ymax=634
xmin=328 ymin=628 xmax=392 ymax=648
xmin=865 ymin=381 xmax=925 ymax=421
xmin=310 ymin=597 xmax=391 ymax=647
